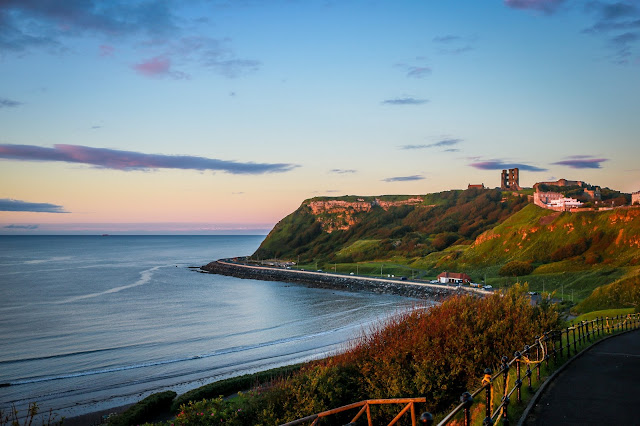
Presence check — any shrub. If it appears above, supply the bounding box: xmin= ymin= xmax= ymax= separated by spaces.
xmin=108 ymin=391 xmax=176 ymax=426
xmin=170 ymin=364 xmax=301 ymax=413
xmin=498 ymin=260 xmax=534 ymax=277
xmin=550 ymin=238 xmax=589 ymax=262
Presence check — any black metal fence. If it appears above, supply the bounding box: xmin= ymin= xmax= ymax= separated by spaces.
xmin=434 ymin=313 xmax=639 ymax=426
xmin=283 ymin=313 xmax=639 ymax=426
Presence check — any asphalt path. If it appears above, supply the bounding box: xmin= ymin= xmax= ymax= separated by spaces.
xmin=522 ymin=328 xmax=640 ymax=425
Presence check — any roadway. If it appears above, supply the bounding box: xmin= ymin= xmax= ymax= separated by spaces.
xmin=521 ymin=328 xmax=640 ymax=425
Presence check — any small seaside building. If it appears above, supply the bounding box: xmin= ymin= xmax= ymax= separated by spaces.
xmin=437 ymin=271 xmax=471 ymax=284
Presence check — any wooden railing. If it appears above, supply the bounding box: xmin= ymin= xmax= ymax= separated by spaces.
xmin=282 ymin=313 xmax=639 ymax=426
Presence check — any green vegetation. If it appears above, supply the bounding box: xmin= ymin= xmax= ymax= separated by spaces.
xmin=108 ymin=391 xmax=176 ymax=426
xmin=149 ymin=288 xmax=558 ymax=425
xmin=574 ymin=272 xmax=640 ymax=314
xmin=170 ymin=364 xmax=302 ymax=413
xmin=574 ymin=308 xmax=635 ymax=322
xmin=254 ymin=190 xmax=640 ymax=306
xmin=499 ymin=260 xmax=534 ymax=277
xmin=255 ymin=188 xmax=529 ymax=263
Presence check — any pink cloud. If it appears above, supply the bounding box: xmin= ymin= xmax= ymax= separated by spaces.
xmin=133 ymin=56 xmax=171 ymax=77
xmin=99 ymin=44 xmax=115 ymax=57
xmin=0 ymin=143 xmax=298 ymax=175
xmin=551 ymin=157 xmax=608 ymax=169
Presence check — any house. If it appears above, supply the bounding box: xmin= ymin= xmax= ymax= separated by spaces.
xmin=437 ymin=271 xmax=471 ymax=284
xmin=633 ymin=191 xmax=640 ymax=206
xmin=468 ymin=184 xmax=485 ymax=189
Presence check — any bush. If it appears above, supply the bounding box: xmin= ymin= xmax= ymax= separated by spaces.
xmin=498 ymin=260 xmax=534 ymax=277
xmin=108 ymin=391 xmax=176 ymax=426
xmin=550 ymin=238 xmax=589 ymax=262
xmin=170 ymin=364 xmax=301 ymax=413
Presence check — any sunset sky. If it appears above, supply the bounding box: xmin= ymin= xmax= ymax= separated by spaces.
xmin=1 ymin=0 xmax=639 ymax=234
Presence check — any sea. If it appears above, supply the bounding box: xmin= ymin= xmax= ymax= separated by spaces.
xmin=0 ymin=235 xmax=423 ymax=420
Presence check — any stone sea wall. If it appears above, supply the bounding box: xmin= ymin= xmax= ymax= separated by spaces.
xmin=201 ymin=260 xmax=461 ymax=300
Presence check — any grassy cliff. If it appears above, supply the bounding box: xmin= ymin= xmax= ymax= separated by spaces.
xmin=253 ymin=189 xmax=640 ymax=308
xmin=254 ymin=188 xmax=529 ymax=262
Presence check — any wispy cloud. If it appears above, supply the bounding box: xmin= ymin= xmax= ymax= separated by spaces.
xmin=134 ymin=36 xmax=260 ymax=79
xmin=469 ymin=159 xmax=548 ymax=172
xmin=0 ymin=1 xmax=176 ymax=54
xmin=4 ymin=224 xmax=39 ymax=229
xmin=395 ymin=57 xmax=432 ymax=78
xmin=330 ymin=169 xmax=357 ymax=174
xmin=382 ymin=175 xmax=425 ymax=182
xmin=551 ymin=155 xmax=608 ymax=169
xmin=400 ymin=138 xmax=461 ymax=150
xmin=0 ymin=2 xmax=260 ymax=78
xmin=0 ymin=97 xmax=22 ymax=108
xmin=504 ymin=0 xmax=567 ymax=15
xmin=432 ymin=34 xmax=476 ymax=54
xmin=132 ymin=56 xmax=189 ymax=79
xmin=583 ymin=1 xmax=640 ymax=63
xmin=382 ymin=97 xmax=429 ymax=105
xmin=0 ymin=144 xmax=298 ymax=175
xmin=433 ymin=35 xmax=462 ymax=44
xmin=0 ymin=199 xmax=67 ymax=213
xmin=99 ymin=44 xmax=115 ymax=57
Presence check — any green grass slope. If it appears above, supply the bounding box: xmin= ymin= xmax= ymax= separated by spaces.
xmin=253 ymin=188 xmax=529 ymax=263
xmin=456 ymin=204 xmax=640 ymax=268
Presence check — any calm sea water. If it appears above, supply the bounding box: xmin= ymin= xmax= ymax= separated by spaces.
xmin=0 ymin=236 xmax=420 ymax=419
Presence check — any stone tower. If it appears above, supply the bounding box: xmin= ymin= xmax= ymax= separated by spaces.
xmin=501 ymin=168 xmax=521 ymax=190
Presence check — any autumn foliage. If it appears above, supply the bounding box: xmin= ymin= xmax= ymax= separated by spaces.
xmin=164 ymin=287 xmax=558 ymax=425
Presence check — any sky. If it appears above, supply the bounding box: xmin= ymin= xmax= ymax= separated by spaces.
xmin=1 ymin=0 xmax=639 ymax=234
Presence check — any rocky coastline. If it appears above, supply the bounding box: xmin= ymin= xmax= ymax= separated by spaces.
xmin=201 ymin=260 xmax=465 ymax=300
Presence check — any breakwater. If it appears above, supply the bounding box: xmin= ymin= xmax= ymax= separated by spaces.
xmin=201 ymin=260 xmax=472 ymax=300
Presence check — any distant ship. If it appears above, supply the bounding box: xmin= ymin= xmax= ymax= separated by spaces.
xmin=101 ymin=234 xmax=110 ymax=237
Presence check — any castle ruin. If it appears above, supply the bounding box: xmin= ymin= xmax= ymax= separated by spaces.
xmin=500 ymin=168 xmax=521 ymax=190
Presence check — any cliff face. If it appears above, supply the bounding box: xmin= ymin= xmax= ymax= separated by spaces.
xmin=307 ymin=197 xmax=424 ymax=233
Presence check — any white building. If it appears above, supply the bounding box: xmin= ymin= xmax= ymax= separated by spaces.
xmin=548 ymin=197 xmax=583 ymax=210
xmin=633 ymin=191 xmax=640 ymax=206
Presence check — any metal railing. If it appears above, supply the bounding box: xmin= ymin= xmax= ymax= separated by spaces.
xmin=280 ymin=398 xmax=427 ymax=426
xmin=282 ymin=313 xmax=639 ymax=426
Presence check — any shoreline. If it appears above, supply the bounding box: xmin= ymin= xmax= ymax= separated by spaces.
xmin=54 ymin=260 xmax=478 ymax=425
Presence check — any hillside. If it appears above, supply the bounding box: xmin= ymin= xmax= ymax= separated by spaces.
xmin=252 ymin=189 xmax=640 ymax=307
xmin=253 ymin=188 xmax=529 ymax=262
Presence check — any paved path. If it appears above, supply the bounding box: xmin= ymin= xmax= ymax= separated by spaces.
xmin=522 ymin=328 xmax=640 ymax=425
